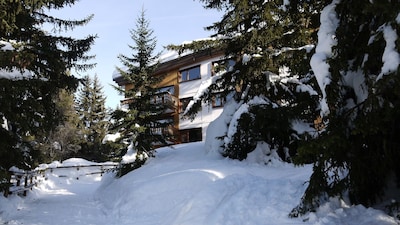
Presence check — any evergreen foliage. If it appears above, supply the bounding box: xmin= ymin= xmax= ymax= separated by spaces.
xmin=0 ymin=0 xmax=95 ymax=194
xmin=110 ymin=9 xmax=170 ymax=176
xmin=35 ymin=89 xmax=83 ymax=162
xmin=76 ymin=74 xmax=109 ymax=161
xmin=292 ymin=1 xmax=400 ymax=215
xmin=178 ymin=0 xmax=322 ymax=161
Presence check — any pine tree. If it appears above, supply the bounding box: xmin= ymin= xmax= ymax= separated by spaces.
xmin=110 ymin=9 xmax=169 ymax=176
xmin=0 ymin=0 xmax=95 ymax=194
xmin=76 ymin=74 xmax=108 ymax=161
xmin=35 ymin=89 xmax=83 ymax=162
xmin=173 ymin=0 xmax=323 ymax=161
xmin=292 ymin=0 xmax=400 ymax=216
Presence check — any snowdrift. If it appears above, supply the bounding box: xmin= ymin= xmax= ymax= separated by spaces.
xmin=0 ymin=142 xmax=397 ymax=225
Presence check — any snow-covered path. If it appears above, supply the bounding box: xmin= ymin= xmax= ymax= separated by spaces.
xmin=1 ymin=142 xmax=398 ymax=225
xmin=0 ymin=163 xmax=111 ymax=225
xmin=15 ymin=183 xmax=104 ymax=224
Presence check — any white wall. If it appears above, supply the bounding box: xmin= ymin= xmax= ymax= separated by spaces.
xmin=178 ymin=57 xmax=223 ymax=140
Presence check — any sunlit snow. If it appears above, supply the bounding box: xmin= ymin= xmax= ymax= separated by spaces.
xmin=0 ymin=142 xmax=397 ymax=225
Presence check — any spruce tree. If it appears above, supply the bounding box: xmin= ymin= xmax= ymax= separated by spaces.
xmin=0 ymin=0 xmax=95 ymax=193
xmin=76 ymin=74 xmax=108 ymax=161
xmin=35 ymin=89 xmax=83 ymax=162
xmin=173 ymin=0 xmax=323 ymax=161
xmin=292 ymin=0 xmax=400 ymax=215
xmin=111 ymin=9 xmax=168 ymax=176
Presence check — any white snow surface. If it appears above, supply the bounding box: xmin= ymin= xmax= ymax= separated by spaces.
xmin=0 ymin=142 xmax=397 ymax=225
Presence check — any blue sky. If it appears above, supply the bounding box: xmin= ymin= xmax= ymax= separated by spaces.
xmin=51 ymin=0 xmax=222 ymax=108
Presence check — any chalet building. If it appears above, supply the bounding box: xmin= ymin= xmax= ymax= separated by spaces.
xmin=112 ymin=49 xmax=229 ymax=144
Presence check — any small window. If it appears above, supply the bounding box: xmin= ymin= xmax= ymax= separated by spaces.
xmin=212 ymin=93 xmax=225 ymax=108
xmin=179 ymin=97 xmax=193 ymax=113
xmin=179 ymin=66 xmax=200 ymax=82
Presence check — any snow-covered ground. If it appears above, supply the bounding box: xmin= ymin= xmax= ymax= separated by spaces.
xmin=0 ymin=142 xmax=397 ymax=225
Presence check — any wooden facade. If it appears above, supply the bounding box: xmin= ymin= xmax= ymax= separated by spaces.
xmin=113 ymin=49 xmax=225 ymax=145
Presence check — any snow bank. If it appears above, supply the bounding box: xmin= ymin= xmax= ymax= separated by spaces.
xmin=96 ymin=142 xmax=313 ymax=225
xmin=308 ymin=198 xmax=398 ymax=225
xmin=0 ymin=142 xmax=397 ymax=225
xmin=95 ymin=142 xmax=397 ymax=225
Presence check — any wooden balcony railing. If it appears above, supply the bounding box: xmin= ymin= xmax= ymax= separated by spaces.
xmin=120 ymin=92 xmax=178 ymax=115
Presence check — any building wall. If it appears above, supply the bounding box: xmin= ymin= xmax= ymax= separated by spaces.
xmin=153 ymin=70 xmax=180 ymax=141
xmin=178 ymin=56 xmax=224 ymax=142
xmin=113 ymin=49 xmax=225 ymax=144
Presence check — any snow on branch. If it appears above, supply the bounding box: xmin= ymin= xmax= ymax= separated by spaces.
xmin=0 ymin=40 xmax=15 ymax=51
xmin=273 ymin=44 xmax=315 ymax=57
xmin=310 ymin=0 xmax=340 ymax=116
xmin=0 ymin=69 xmax=33 ymax=80
xmin=183 ymin=74 xmax=222 ymax=116
xmin=376 ymin=24 xmax=400 ymax=81
xmin=0 ymin=40 xmax=35 ymax=80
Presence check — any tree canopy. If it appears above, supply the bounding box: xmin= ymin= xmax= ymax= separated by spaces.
xmin=0 ymin=0 xmax=95 ymax=193
xmin=76 ymin=74 xmax=109 ymax=161
xmin=172 ymin=0 xmax=322 ymax=161
xmin=292 ymin=0 xmax=400 ymax=215
xmin=110 ymin=9 xmax=170 ymax=176
xmin=182 ymin=0 xmax=400 ymax=216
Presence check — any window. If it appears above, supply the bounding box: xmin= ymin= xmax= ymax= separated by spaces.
xmin=179 ymin=66 xmax=200 ymax=82
xmin=180 ymin=128 xmax=202 ymax=143
xmin=212 ymin=93 xmax=225 ymax=108
xmin=211 ymin=59 xmax=235 ymax=76
xmin=179 ymin=97 xmax=193 ymax=113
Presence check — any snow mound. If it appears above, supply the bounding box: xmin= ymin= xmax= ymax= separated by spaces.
xmin=0 ymin=142 xmax=397 ymax=225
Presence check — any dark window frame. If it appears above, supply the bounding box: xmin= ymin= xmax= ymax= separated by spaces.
xmin=179 ymin=65 xmax=201 ymax=82
xmin=212 ymin=93 xmax=225 ymax=108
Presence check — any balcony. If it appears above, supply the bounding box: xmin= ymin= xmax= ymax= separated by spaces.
xmin=151 ymin=92 xmax=178 ymax=114
xmin=121 ymin=91 xmax=178 ymax=115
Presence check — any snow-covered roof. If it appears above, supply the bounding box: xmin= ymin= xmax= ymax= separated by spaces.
xmin=112 ymin=37 xmax=221 ymax=82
